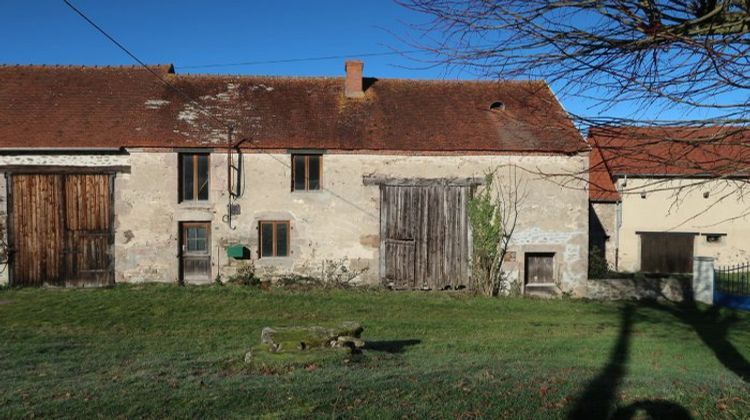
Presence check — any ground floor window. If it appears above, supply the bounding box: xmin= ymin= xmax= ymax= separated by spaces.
xmin=259 ymin=221 xmax=289 ymax=257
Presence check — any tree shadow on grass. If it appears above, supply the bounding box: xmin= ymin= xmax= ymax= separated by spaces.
xmin=641 ymin=299 xmax=750 ymax=383
xmin=568 ymin=305 xmax=634 ymax=419
xmin=568 ymin=305 xmax=692 ymax=419
xmin=363 ymin=339 xmax=421 ymax=354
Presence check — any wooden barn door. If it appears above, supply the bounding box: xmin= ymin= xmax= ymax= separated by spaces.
xmin=381 ymin=185 xmax=471 ymax=290
xmin=62 ymin=175 xmax=114 ymax=286
xmin=9 ymin=173 xmax=114 ymax=287
xmin=9 ymin=175 xmax=65 ymax=286
xmin=381 ymin=186 xmax=418 ymax=289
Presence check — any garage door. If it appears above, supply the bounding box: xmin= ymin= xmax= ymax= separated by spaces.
xmin=9 ymin=174 xmax=114 ymax=287
xmin=639 ymin=232 xmax=695 ymax=273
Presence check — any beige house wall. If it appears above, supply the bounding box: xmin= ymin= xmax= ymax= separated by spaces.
xmin=616 ymin=178 xmax=750 ymax=272
xmin=0 ymin=151 xmax=589 ymax=295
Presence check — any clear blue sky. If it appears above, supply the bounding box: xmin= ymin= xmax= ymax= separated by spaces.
xmin=0 ymin=0 xmax=731 ymax=123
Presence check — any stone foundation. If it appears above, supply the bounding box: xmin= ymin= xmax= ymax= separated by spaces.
xmin=586 ymin=276 xmax=692 ymax=302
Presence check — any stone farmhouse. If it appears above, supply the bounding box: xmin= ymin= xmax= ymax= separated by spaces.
xmin=0 ymin=61 xmax=590 ymax=295
xmin=589 ymin=126 xmax=750 ymax=273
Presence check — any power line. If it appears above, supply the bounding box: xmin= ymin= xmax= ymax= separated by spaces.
xmin=62 ymin=0 xmax=230 ymax=130
xmin=62 ymin=0 xmax=378 ymax=220
xmin=176 ymin=50 xmax=426 ymax=70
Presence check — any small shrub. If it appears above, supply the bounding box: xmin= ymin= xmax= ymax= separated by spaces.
xmin=504 ymin=277 xmax=523 ymax=297
xmin=227 ymin=261 xmax=260 ymax=287
xmin=276 ymin=275 xmax=322 ymax=290
xmin=321 ymin=258 xmax=368 ymax=289
xmin=588 ymin=246 xmax=610 ymax=279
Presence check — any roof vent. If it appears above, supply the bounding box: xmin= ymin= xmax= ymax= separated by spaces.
xmin=489 ymin=101 xmax=505 ymax=111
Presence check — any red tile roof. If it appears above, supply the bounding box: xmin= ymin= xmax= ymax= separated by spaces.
xmin=589 ymin=143 xmax=620 ymax=202
xmin=588 ymin=125 xmax=750 ymax=201
xmin=0 ymin=65 xmax=586 ymax=153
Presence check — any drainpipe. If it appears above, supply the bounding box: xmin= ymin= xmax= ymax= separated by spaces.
xmin=615 ymin=176 xmax=625 ymax=271
xmin=227 ymin=126 xmax=235 ymax=230
xmin=225 ymin=127 xmax=249 ymax=230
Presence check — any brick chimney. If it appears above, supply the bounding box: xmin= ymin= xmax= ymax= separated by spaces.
xmin=344 ymin=60 xmax=364 ymax=98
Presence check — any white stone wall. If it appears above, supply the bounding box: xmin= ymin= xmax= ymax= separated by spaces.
xmin=0 ymin=150 xmax=590 ymax=295
xmin=0 ymin=154 xmax=129 ymax=167
xmin=0 ymin=173 xmax=6 ymax=285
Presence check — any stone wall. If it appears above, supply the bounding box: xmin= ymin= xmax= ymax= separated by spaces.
xmin=0 ymin=150 xmax=590 ymax=295
xmin=0 ymin=173 xmax=6 ymax=285
xmin=586 ymin=276 xmax=692 ymax=302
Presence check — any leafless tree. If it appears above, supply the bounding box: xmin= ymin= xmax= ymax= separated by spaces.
xmin=469 ymin=165 xmax=527 ymax=296
xmin=400 ymin=0 xmax=750 ymax=218
xmin=399 ymin=1 xmax=750 ymax=119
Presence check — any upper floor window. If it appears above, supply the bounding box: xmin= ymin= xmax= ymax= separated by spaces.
xmin=180 ymin=153 xmax=209 ymax=202
xmin=292 ymin=154 xmax=321 ymax=191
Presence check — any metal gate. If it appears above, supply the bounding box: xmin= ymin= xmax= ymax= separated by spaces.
xmin=714 ymin=263 xmax=750 ymax=311
xmin=380 ymin=184 xmax=471 ymax=290
xmin=8 ymin=174 xmax=114 ymax=287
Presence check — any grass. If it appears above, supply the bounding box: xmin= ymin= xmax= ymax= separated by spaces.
xmin=0 ymin=284 xmax=748 ymax=418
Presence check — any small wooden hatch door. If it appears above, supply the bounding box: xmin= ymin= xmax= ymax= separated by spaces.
xmin=525 ymin=253 xmax=555 ymax=285
xmin=180 ymin=222 xmax=211 ymax=284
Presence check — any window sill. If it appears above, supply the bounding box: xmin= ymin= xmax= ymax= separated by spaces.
xmin=258 ymin=256 xmax=293 ymax=260
xmin=525 ymin=283 xmax=556 ymax=288
xmin=178 ymin=201 xmax=212 ymax=209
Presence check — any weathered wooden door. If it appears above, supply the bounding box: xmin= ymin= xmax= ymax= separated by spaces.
xmin=9 ymin=174 xmax=114 ymax=287
xmin=179 ymin=222 xmax=211 ymax=284
xmin=640 ymin=232 xmax=695 ymax=273
xmin=525 ymin=253 xmax=555 ymax=285
xmin=9 ymin=175 xmax=64 ymax=286
xmin=62 ymin=175 xmax=114 ymax=286
xmin=380 ymin=185 xmax=471 ymax=290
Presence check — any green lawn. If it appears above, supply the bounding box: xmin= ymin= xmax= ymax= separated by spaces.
xmin=0 ymin=285 xmax=748 ymax=418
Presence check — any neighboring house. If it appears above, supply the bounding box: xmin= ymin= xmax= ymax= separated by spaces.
xmin=0 ymin=61 xmax=589 ymax=295
xmin=589 ymin=126 xmax=750 ymax=273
